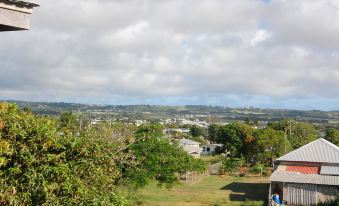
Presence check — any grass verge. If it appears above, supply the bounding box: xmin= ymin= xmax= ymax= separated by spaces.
xmin=131 ymin=175 xmax=269 ymax=206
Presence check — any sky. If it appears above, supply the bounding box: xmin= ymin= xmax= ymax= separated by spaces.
xmin=1 ymin=0 xmax=339 ymax=110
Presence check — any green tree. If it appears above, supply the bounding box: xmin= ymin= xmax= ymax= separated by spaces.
xmin=325 ymin=128 xmax=339 ymax=146
xmin=128 ymin=135 xmax=206 ymax=188
xmin=290 ymin=122 xmax=318 ymax=149
xmin=0 ymin=103 xmax=129 ymax=205
xmin=188 ymin=136 xmax=208 ymax=145
xmin=58 ymin=111 xmax=78 ymax=132
xmin=269 ymin=119 xmax=318 ymax=150
xmin=190 ymin=125 xmax=207 ymax=137
xmin=221 ymin=157 xmax=241 ymax=174
xmin=253 ymin=127 xmax=287 ymax=165
xmin=217 ymin=124 xmax=242 ymax=157
xmin=268 ymin=119 xmax=294 ymax=132
xmin=216 ymin=123 xmax=253 ymax=158
xmin=244 ymin=115 xmax=258 ymax=126
xmin=135 ymin=123 xmax=164 ymax=139
xmin=208 ymin=124 xmax=220 ymax=143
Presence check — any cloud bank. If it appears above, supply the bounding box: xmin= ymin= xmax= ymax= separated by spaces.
xmin=1 ymin=0 xmax=339 ymax=110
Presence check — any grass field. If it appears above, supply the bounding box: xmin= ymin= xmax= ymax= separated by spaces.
xmin=132 ymin=175 xmax=269 ymax=206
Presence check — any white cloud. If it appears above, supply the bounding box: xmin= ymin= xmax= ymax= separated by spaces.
xmin=1 ymin=0 xmax=339 ymax=109
xmin=251 ymin=29 xmax=272 ymax=46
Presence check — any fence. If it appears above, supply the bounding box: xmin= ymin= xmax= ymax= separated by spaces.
xmin=182 ymin=170 xmax=209 ymax=185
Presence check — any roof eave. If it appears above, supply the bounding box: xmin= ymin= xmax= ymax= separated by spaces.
xmin=6 ymin=0 xmax=39 ymax=7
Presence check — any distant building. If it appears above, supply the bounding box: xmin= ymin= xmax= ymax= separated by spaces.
xmin=135 ymin=120 xmax=146 ymax=127
xmin=163 ymin=128 xmax=190 ymax=134
xmin=201 ymin=144 xmax=223 ymax=155
xmin=0 ymin=0 xmax=39 ymax=31
xmin=178 ymin=139 xmax=202 ymax=158
xmin=91 ymin=118 xmax=102 ymax=125
xmin=269 ymin=138 xmax=339 ymax=205
xmin=178 ymin=119 xmax=209 ymax=128
xmin=179 ymin=138 xmax=200 ymax=147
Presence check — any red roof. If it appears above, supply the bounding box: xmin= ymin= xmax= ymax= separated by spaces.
xmin=286 ymin=166 xmax=319 ymax=174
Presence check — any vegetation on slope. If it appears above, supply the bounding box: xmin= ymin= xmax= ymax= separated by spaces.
xmin=0 ymin=103 xmax=205 ymax=205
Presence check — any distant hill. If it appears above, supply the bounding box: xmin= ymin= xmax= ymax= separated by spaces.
xmin=2 ymin=100 xmax=339 ymax=125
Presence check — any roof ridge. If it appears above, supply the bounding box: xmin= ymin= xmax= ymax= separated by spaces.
xmin=277 ymin=138 xmax=339 ymax=163
xmin=179 ymin=138 xmax=200 ymax=144
xmin=278 ymin=138 xmax=318 ymax=159
xmin=319 ymin=138 xmax=339 ymax=151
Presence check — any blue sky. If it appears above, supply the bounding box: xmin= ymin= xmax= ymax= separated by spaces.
xmin=1 ymin=0 xmax=339 ymax=110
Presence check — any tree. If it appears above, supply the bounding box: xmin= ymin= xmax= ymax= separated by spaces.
xmin=129 ymin=131 xmax=206 ymax=188
xmin=0 ymin=104 xmax=206 ymax=205
xmin=244 ymin=115 xmax=258 ymax=126
xmin=253 ymin=127 xmax=287 ymax=165
xmin=221 ymin=157 xmax=241 ymax=174
xmin=217 ymin=124 xmax=242 ymax=157
xmin=216 ymin=122 xmax=253 ymax=158
xmin=135 ymin=123 xmax=164 ymax=139
xmin=269 ymin=119 xmax=318 ymax=150
xmin=0 ymin=103 xmax=129 ymax=205
xmin=58 ymin=111 xmax=78 ymax=132
xmin=190 ymin=125 xmax=206 ymax=138
xmin=268 ymin=119 xmax=293 ymax=132
xmin=289 ymin=122 xmax=318 ymax=149
xmin=208 ymin=124 xmax=220 ymax=143
xmin=188 ymin=136 xmax=208 ymax=145
xmin=325 ymin=128 xmax=339 ymax=146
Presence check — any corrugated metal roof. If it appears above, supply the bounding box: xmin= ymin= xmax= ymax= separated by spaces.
xmin=320 ymin=166 xmax=339 ymax=176
xmin=277 ymin=138 xmax=339 ymax=164
xmin=179 ymin=139 xmax=200 ymax=145
xmin=286 ymin=166 xmax=319 ymax=174
xmin=202 ymin=144 xmax=223 ymax=147
xmin=270 ymin=171 xmax=339 ymax=186
xmin=182 ymin=145 xmax=202 ymax=154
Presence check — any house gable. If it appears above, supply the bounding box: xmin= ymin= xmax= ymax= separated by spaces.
xmin=277 ymin=138 xmax=339 ymax=164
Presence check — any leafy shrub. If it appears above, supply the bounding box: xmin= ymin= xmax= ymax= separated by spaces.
xmin=317 ymin=199 xmax=338 ymax=206
xmin=220 ymin=158 xmax=241 ymax=174
xmin=250 ymin=163 xmax=265 ymax=176
xmin=0 ymin=103 xmax=127 ymax=205
xmin=0 ymin=103 xmax=206 ymax=205
xmin=127 ymin=136 xmax=206 ymax=188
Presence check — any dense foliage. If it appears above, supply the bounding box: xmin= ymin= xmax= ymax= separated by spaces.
xmin=122 ymin=124 xmax=206 ymax=189
xmin=128 ymin=137 xmax=205 ymax=188
xmin=325 ymin=128 xmax=339 ymax=146
xmin=0 ymin=103 xmax=128 ymax=205
xmin=208 ymin=118 xmax=338 ymax=166
xmin=0 ymin=103 xmax=205 ymax=205
xmin=189 ymin=125 xmax=207 ymax=138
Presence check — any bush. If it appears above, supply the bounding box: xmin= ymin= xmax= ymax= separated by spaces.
xmin=220 ymin=158 xmax=241 ymax=174
xmin=128 ymin=136 xmax=206 ymax=188
xmin=0 ymin=103 xmax=128 ymax=205
xmin=317 ymin=199 xmax=338 ymax=206
xmin=250 ymin=163 xmax=265 ymax=176
xmin=0 ymin=103 xmax=207 ymax=205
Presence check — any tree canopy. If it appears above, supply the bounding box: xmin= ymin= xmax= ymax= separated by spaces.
xmin=0 ymin=103 xmax=205 ymax=205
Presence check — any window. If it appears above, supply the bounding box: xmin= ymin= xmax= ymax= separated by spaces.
xmin=207 ymin=147 xmax=210 ymax=152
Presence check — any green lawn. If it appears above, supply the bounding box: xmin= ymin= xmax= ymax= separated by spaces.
xmin=200 ymin=155 xmax=223 ymax=164
xmin=132 ymin=175 xmax=269 ymax=206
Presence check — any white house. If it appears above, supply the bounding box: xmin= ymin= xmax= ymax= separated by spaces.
xmin=135 ymin=120 xmax=146 ymax=127
xmin=201 ymin=144 xmax=223 ymax=155
xmin=179 ymin=139 xmax=200 ymax=147
xmin=178 ymin=139 xmax=202 ymax=158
